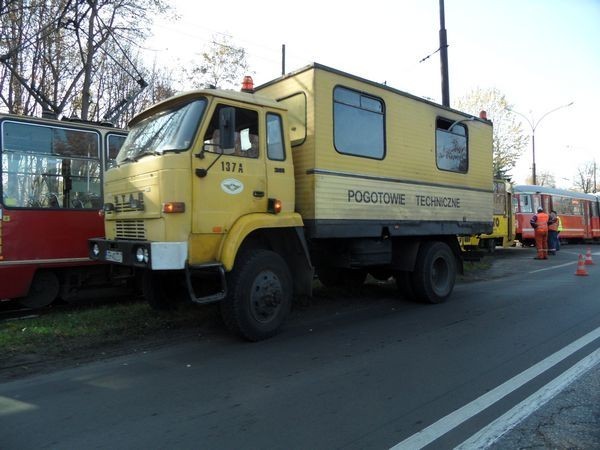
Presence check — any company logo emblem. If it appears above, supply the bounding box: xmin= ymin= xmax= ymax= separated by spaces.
xmin=221 ymin=178 xmax=244 ymax=195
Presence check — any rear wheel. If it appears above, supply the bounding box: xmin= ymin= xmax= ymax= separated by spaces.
xmin=411 ymin=241 xmax=456 ymax=304
xmin=220 ymin=250 xmax=292 ymax=341
xmin=19 ymin=270 xmax=59 ymax=309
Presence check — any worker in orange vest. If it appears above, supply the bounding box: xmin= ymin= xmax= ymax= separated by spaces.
xmin=530 ymin=207 xmax=554 ymax=259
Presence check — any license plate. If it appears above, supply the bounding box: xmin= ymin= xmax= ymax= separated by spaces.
xmin=105 ymin=250 xmax=123 ymax=263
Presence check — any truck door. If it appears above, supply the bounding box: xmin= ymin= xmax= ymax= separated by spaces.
xmin=192 ymin=103 xmax=267 ymax=236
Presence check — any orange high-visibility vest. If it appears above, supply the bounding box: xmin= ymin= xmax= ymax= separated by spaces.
xmin=535 ymin=212 xmax=549 ymax=232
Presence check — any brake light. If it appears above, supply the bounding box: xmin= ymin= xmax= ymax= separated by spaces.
xmin=163 ymin=202 xmax=185 ymax=213
xmin=268 ymin=198 xmax=282 ymax=214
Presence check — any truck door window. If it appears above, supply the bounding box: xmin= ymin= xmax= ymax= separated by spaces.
xmin=333 ymin=86 xmax=385 ymax=159
xmin=436 ymin=117 xmax=468 ymax=173
xmin=204 ymin=105 xmax=259 ymax=158
xmin=266 ymin=113 xmax=285 ymax=161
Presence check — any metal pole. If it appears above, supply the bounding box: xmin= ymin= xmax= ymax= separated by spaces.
xmin=281 ymin=44 xmax=286 ymax=76
xmin=507 ymin=102 xmax=573 ymax=186
xmin=531 ymin=133 xmax=536 ymax=185
xmin=439 ymin=0 xmax=450 ymax=107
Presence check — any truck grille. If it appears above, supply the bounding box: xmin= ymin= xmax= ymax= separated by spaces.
xmin=115 ymin=220 xmax=146 ymax=240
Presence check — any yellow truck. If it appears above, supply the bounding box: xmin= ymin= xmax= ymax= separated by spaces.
xmin=90 ymin=64 xmax=493 ymax=340
xmin=459 ymin=179 xmax=514 ymax=253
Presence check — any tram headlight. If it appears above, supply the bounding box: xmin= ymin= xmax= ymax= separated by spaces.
xmin=92 ymin=243 xmax=100 ymax=257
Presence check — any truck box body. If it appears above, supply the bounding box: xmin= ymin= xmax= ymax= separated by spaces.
xmin=256 ymin=64 xmax=493 ymax=239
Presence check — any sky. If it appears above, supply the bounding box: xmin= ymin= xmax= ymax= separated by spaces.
xmin=144 ymin=0 xmax=600 ymax=189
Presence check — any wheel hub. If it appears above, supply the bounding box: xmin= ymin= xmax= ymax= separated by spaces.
xmin=250 ymin=271 xmax=283 ymax=323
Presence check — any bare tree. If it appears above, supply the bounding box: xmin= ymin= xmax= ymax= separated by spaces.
xmin=188 ymin=34 xmax=250 ymax=89
xmin=533 ymin=171 xmax=556 ymax=188
xmin=573 ymin=161 xmax=597 ymax=193
xmin=456 ymin=88 xmax=529 ymax=179
xmin=0 ymin=0 xmax=171 ymax=121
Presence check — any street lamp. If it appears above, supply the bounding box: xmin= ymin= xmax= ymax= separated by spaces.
xmin=507 ymin=102 xmax=574 ymax=185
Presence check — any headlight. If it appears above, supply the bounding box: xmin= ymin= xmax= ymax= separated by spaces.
xmin=135 ymin=247 xmax=145 ymax=263
xmin=92 ymin=243 xmax=100 ymax=257
xmin=135 ymin=247 xmax=150 ymax=264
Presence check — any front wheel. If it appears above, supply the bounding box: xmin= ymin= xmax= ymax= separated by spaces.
xmin=220 ymin=250 xmax=292 ymax=341
xmin=411 ymin=241 xmax=456 ymax=304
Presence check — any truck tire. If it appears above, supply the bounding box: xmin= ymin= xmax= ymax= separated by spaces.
xmin=411 ymin=241 xmax=456 ymax=304
xmin=221 ymin=249 xmax=292 ymax=341
xmin=19 ymin=270 xmax=59 ymax=309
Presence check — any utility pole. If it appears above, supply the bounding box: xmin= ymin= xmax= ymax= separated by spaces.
xmin=282 ymin=44 xmax=286 ymax=76
xmin=439 ymin=0 xmax=450 ymax=107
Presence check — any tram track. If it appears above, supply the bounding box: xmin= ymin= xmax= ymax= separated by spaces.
xmin=0 ymin=287 xmax=140 ymax=323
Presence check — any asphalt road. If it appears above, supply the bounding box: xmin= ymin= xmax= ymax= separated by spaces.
xmin=1 ymin=245 xmax=599 ymax=449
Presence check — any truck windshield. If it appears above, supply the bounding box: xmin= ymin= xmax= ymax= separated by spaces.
xmin=116 ymin=99 xmax=206 ymax=165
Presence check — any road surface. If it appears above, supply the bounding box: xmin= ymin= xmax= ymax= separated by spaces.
xmin=1 ymin=245 xmax=599 ymax=449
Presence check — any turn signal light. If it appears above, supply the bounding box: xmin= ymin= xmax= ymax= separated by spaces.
xmin=163 ymin=202 xmax=185 ymax=213
xmin=268 ymin=198 xmax=282 ymax=214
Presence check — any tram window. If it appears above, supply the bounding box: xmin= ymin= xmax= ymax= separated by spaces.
xmin=493 ymin=181 xmax=507 ymax=214
xmin=519 ymin=194 xmax=532 ymax=213
xmin=553 ymin=196 xmax=572 ymax=215
xmin=1 ymin=121 xmax=101 ymax=209
xmin=571 ymin=200 xmax=583 ymax=215
xmin=592 ymin=201 xmax=599 ymax=217
xmin=107 ymin=134 xmax=127 ymax=169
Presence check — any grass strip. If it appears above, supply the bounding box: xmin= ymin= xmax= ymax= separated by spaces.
xmin=0 ymin=301 xmax=211 ymax=359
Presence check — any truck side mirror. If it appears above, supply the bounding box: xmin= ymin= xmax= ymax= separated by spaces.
xmin=219 ymin=107 xmax=236 ymax=150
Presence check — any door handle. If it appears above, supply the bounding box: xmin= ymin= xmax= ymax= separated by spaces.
xmin=253 ymin=191 xmax=265 ymax=198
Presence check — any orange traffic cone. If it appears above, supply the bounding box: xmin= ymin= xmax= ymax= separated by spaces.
xmin=575 ymin=254 xmax=589 ymax=276
xmin=584 ymin=248 xmax=595 ymax=265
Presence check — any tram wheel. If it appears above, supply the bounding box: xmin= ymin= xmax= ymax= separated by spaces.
xmin=19 ymin=270 xmax=60 ymax=309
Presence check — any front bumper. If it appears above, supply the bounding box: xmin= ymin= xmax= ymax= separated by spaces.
xmin=89 ymin=238 xmax=187 ymax=270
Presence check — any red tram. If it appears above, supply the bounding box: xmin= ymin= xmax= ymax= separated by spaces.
xmin=513 ymin=185 xmax=600 ymax=246
xmin=0 ymin=113 xmax=129 ymax=308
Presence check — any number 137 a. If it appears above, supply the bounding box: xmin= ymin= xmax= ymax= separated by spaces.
xmin=221 ymin=161 xmax=243 ymax=173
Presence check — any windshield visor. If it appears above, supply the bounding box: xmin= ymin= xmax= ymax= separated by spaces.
xmin=116 ymin=99 xmax=206 ymax=165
